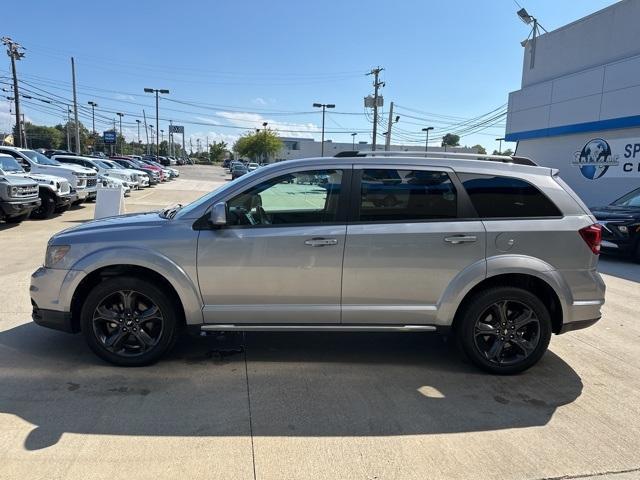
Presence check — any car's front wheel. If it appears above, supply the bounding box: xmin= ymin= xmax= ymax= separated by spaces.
xmin=457 ymin=287 xmax=552 ymax=374
xmin=80 ymin=276 xmax=180 ymax=366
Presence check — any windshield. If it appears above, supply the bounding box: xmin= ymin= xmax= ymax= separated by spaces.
xmin=22 ymin=149 xmax=61 ymax=166
xmin=94 ymin=160 xmax=113 ymax=169
xmin=0 ymin=156 xmax=24 ymax=173
xmin=612 ymin=187 xmax=640 ymax=207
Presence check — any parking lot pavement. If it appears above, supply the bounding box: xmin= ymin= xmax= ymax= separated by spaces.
xmin=1 ymin=164 xmax=640 ymax=480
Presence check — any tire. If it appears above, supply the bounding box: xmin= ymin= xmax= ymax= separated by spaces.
xmin=55 ymin=203 xmax=70 ymax=214
xmin=456 ymin=287 xmax=552 ymax=374
xmin=30 ymin=192 xmax=56 ymax=220
xmin=80 ymin=276 xmax=180 ymax=366
xmin=5 ymin=212 xmax=30 ymax=223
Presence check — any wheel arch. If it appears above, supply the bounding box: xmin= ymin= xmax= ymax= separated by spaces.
xmin=67 ymin=247 xmax=203 ymax=332
xmin=451 ymin=273 xmax=564 ymax=334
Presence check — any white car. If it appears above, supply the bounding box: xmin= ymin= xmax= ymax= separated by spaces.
xmin=101 ymin=159 xmax=149 ymax=188
xmin=0 ymin=147 xmax=98 ymax=204
xmin=248 ymin=162 xmax=260 ymax=171
xmin=53 ymin=155 xmax=139 ymax=190
xmin=98 ymin=175 xmax=131 ymax=196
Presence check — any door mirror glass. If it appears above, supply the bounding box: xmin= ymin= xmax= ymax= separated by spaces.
xmin=210 ymin=202 xmax=227 ymax=225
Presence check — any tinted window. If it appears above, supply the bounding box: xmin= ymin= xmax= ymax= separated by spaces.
xmin=358 ymin=169 xmax=457 ymax=222
xmin=459 ymin=174 xmax=561 ymax=218
xmin=227 ymin=169 xmax=343 ymax=226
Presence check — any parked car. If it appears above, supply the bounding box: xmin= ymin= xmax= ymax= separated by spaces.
xmin=139 ymin=159 xmax=175 ymax=179
xmin=0 ymin=161 xmax=40 ymax=223
xmin=129 ymin=157 xmax=167 ymax=182
xmin=102 ymin=160 xmax=150 ymax=188
xmin=247 ymin=162 xmax=260 ymax=171
xmin=30 ymin=152 xmax=605 ymax=373
xmin=231 ymin=163 xmax=248 ymax=179
xmin=53 ymin=155 xmax=139 ymax=192
xmin=591 ymin=186 xmax=640 ymax=262
xmin=0 ymin=146 xmax=98 ymax=204
xmin=0 ymin=154 xmax=76 ymax=219
xmin=111 ymin=157 xmax=161 ymax=184
xmin=222 ymin=159 xmax=231 ymax=169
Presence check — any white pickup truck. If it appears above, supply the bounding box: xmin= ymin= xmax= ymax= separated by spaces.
xmin=0 ymin=147 xmax=98 ymax=204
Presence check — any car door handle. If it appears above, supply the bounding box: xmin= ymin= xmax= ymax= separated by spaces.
xmin=444 ymin=235 xmax=477 ymax=244
xmin=304 ymin=238 xmax=338 ymax=247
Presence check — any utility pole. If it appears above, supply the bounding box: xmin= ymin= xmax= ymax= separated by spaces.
xmin=71 ymin=57 xmax=80 ymax=153
xmin=144 ymin=87 xmax=169 ymax=159
xmin=384 ymin=102 xmax=399 ymax=151
xmin=367 ymin=66 xmax=384 ymax=151
xmin=2 ymin=37 xmax=25 ymax=148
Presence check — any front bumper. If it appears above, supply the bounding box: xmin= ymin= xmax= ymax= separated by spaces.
xmin=54 ymin=192 xmax=77 ymax=208
xmin=30 ymin=266 xmax=86 ymax=332
xmin=0 ymin=197 xmax=41 ymax=217
xmin=32 ymin=301 xmax=76 ymax=333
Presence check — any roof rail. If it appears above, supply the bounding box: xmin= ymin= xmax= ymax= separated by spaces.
xmin=334 ymin=150 xmax=537 ymax=166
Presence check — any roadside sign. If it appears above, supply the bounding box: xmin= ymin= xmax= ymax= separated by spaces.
xmin=169 ymin=125 xmax=184 ymax=134
xmin=103 ymin=131 xmax=117 ymax=144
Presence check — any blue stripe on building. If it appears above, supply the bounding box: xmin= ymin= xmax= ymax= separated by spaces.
xmin=505 ymin=115 xmax=640 ymax=142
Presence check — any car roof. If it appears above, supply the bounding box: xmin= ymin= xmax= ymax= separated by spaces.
xmin=265 ymin=155 xmax=553 ymax=178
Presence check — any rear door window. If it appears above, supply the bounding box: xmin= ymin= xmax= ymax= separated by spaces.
xmin=358 ymin=169 xmax=457 ymax=222
xmin=458 ymin=174 xmax=561 ymax=218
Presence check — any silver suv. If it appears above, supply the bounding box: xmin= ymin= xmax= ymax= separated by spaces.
xmin=30 ymin=152 xmax=605 ymax=373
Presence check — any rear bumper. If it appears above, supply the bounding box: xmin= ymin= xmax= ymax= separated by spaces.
xmin=558 ymin=269 xmax=606 ymax=334
xmin=559 ymin=317 xmax=600 ymax=334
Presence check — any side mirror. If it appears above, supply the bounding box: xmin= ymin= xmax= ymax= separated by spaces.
xmin=210 ymin=202 xmax=227 ymax=225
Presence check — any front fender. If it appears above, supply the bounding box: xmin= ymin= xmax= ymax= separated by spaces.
xmin=68 ymin=247 xmax=203 ymax=325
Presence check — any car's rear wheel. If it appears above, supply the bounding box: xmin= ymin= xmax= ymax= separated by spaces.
xmin=457 ymin=287 xmax=552 ymax=374
xmin=80 ymin=276 xmax=179 ymax=366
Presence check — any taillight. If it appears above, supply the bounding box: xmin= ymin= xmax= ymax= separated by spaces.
xmin=579 ymin=224 xmax=602 ymax=255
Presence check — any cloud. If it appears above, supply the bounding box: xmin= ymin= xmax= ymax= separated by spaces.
xmin=115 ymin=93 xmax=136 ymax=101
xmin=251 ymin=97 xmax=268 ymax=106
xmin=213 ymin=111 xmax=320 ymax=139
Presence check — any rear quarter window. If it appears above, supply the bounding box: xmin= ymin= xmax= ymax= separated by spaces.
xmin=458 ymin=173 xmax=561 ymax=218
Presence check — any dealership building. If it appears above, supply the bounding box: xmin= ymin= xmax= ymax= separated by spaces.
xmin=276 ymin=137 xmax=476 ymax=161
xmin=506 ymin=0 xmax=640 ymax=206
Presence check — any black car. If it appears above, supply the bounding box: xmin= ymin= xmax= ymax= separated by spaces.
xmin=231 ymin=164 xmax=248 ymax=179
xmin=591 ymin=186 xmax=640 ymax=262
xmin=111 ymin=157 xmax=160 ymax=185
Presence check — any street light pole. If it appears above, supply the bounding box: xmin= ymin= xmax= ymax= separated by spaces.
xmin=313 ymin=102 xmax=335 ymax=156
xmin=88 ymin=101 xmax=98 ymax=134
xmin=136 ymin=119 xmax=141 ymax=143
xmin=351 ymin=132 xmax=357 ymax=150
xmin=422 ymin=127 xmax=434 ymax=154
xmin=496 ymin=137 xmax=505 ymax=154
xmin=116 ymin=112 xmax=124 ymax=154
xmin=144 ymin=87 xmax=169 ymax=159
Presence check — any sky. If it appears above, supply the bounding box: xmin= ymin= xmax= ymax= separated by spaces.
xmin=0 ymin=0 xmax=619 ymax=153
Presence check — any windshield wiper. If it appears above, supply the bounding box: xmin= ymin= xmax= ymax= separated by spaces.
xmin=160 ymin=203 xmax=183 ymax=219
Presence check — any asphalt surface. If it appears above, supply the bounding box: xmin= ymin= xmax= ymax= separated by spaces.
xmin=1 ymin=165 xmax=639 ymax=480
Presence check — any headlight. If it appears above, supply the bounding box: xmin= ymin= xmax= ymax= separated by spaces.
xmin=618 ymin=225 xmax=628 ymax=234
xmin=71 ymin=171 xmax=80 ymax=176
xmin=9 ymin=186 xmax=17 ymax=196
xmin=45 ymin=245 xmax=70 ymax=268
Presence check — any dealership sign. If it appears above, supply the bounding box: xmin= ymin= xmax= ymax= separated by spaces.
xmin=572 ymin=138 xmax=640 ymax=179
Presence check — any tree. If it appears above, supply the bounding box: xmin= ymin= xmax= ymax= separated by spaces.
xmin=472 ymin=144 xmax=486 ymax=154
xmin=441 ymin=133 xmax=460 ymax=147
xmin=23 ymin=123 xmax=64 ymax=149
xmin=209 ymin=141 xmax=228 ymax=163
xmin=492 ymin=148 xmax=514 ymax=156
xmin=233 ymin=130 xmax=282 ymax=162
